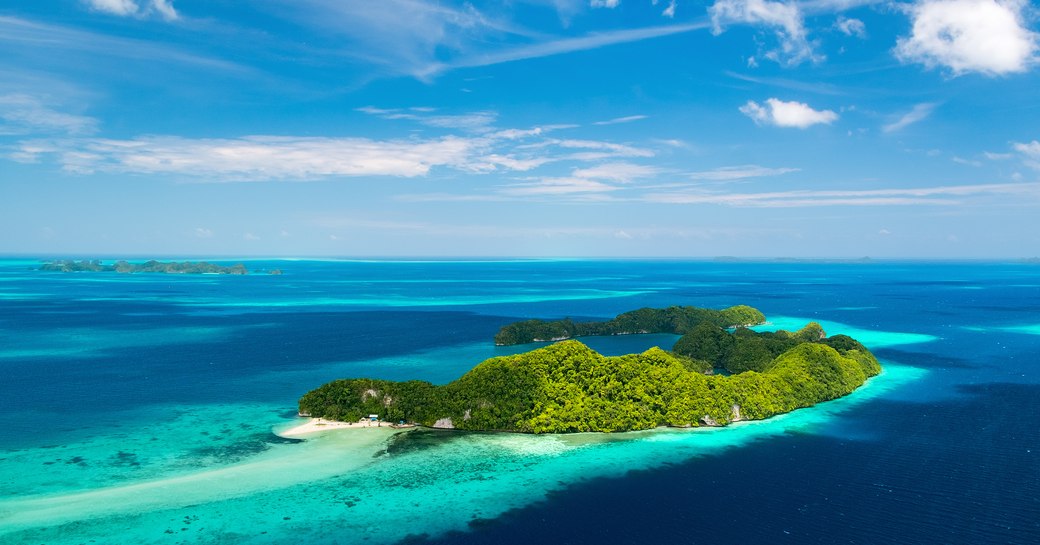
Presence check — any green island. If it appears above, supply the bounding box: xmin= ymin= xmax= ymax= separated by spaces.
xmin=37 ymin=259 xmax=276 ymax=275
xmin=494 ymin=304 xmax=765 ymax=345
xmin=298 ymin=305 xmax=881 ymax=433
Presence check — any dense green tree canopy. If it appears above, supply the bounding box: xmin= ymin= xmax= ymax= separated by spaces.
xmin=299 ymin=312 xmax=881 ymax=434
xmin=494 ymin=305 xmax=766 ymax=345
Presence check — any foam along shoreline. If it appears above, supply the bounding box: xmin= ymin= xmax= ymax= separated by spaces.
xmin=278 ymin=417 xmax=414 ymax=437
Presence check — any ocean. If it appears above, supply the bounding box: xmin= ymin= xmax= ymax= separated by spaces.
xmin=0 ymin=259 xmax=1036 ymax=544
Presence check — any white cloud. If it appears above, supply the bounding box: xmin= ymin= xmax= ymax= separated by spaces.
xmin=645 ymin=182 xmax=1040 ymax=207
xmin=835 ymin=16 xmax=866 ymax=38
xmin=501 ymin=177 xmax=620 ymax=196
xmin=431 ymin=21 xmax=709 ymax=78
xmin=16 ymin=135 xmax=486 ymax=180
xmin=357 ymin=107 xmax=497 ymax=132
xmin=1013 ymin=140 xmax=1040 ymax=157
xmin=13 ymin=111 xmax=659 ymax=181
xmin=740 ymin=98 xmax=838 ymax=128
xmin=883 ymin=102 xmax=938 ymax=133
xmin=0 ymin=94 xmax=97 ymax=135
xmin=572 ymin=162 xmax=661 ymax=182
xmin=688 ymin=165 xmax=800 ymax=180
xmin=879 ymin=228 xmax=892 ymax=235
xmin=895 ymin=0 xmax=1038 ymax=76
xmin=85 ymin=0 xmax=138 ymax=17
xmin=709 ymin=0 xmax=817 ymax=65
xmin=984 ymin=151 xmax=1013 ymax=160
xmin=0 ymin=16 xmax=245 ymax=73
xmin=1013 ymin=140 xmax=1040 ymax=169
xmin=150 ymin=0 xmax=177 ymax=20
xmin=194 ymin=227 xmax=213 ymax=238
xmin=952 ymin=156 xmax=982 ymax=167
xmin=84 ymin=0 xmax=179 ymax=21
xmin=243 ymin=232 xmax=260 ymax=241
xmin=593 ymin=115 xmax=649 ymax=125
xmin=590 ymin=0 xmax=621 ymax=7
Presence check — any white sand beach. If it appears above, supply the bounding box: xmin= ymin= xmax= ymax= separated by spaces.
xmin=278 ymin=417 xmax=411 ymax=437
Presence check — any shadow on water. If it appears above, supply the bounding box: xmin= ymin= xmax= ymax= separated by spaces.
xmin=401 ymin=382 xmax=1040 ymax=545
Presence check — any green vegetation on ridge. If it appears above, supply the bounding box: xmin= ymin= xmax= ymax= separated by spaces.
xmin=299 ymin=309 xmax=881 ymax=434
xmin=493 ymin=305 xmax=766 ymax=345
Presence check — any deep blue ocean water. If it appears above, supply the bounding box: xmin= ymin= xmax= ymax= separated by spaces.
xmin=0 ymin=259 xmax=1037 ymax=544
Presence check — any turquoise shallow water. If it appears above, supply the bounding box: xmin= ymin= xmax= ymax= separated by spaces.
xmin=0 ymin=259 xmax=1037 ymax=544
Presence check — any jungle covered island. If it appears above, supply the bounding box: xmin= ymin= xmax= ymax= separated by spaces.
xmin=39 ymin=259 xmax=251 ymax=274
xmin=493 ymin=305 xmax=766 ymax=345
xmin=298 ymin=311 xmax=881 ymax=433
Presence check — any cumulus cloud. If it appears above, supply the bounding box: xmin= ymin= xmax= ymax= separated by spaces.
xmin=84 ymin=0 xmax=179 ymax=21
xmin=739 ymin=98 xmax=838 ymax=128
xmin=883 ymin=102 xmax=938 ymax=133
xmin=590 ymin=0 xmax=621 ymax=7
xmin=709 ymin=0 xmax=817 ymax=65
xmin=835 ymin=16 xmax=866 ymax=38
xmin=895 ymin=0 xmax=1038 ymax=76
xmin=194 ymin=227 xmax=213 ymax=238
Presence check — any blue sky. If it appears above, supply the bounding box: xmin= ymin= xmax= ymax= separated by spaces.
xmin=1 ymin=0 xmax=1039 ymax=258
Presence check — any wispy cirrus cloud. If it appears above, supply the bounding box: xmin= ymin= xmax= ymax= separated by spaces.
xmin=357 ymin=106 xmax=499 ymax=132
xmin=0 ymin=16 xmax=247 ymax=74
xmin=688 ymin=164 xmax=799 ymax=180
xmin=502 ymin=161 xmax=662 ymax=196
xmin=883 ymin=102 xmax=938 ymax=133
xmin=10 ymin=109 xmax=656 ymax=181
xmin=269 ymin=1 xmax=709 ymax=80
xmin=419 ymin=21 xmax=711 ymax=78
xmin=645 ymin=182 xmax=1040 ymax=207
xmin=593 ymin=115 xmax=648 ymax=126
xmin=0 ymin=94 xmax=98 ymax=136
xmin=14 ymin=135 xmax=485 ymax=179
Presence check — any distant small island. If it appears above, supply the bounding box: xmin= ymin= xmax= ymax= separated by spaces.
xmin=37 ymin=259 xmax=273 ymax=275
xmin=298 ymin=305 xmax=881 ymax=434
xmin=494 ymin=304 xmax=766 ymax=345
